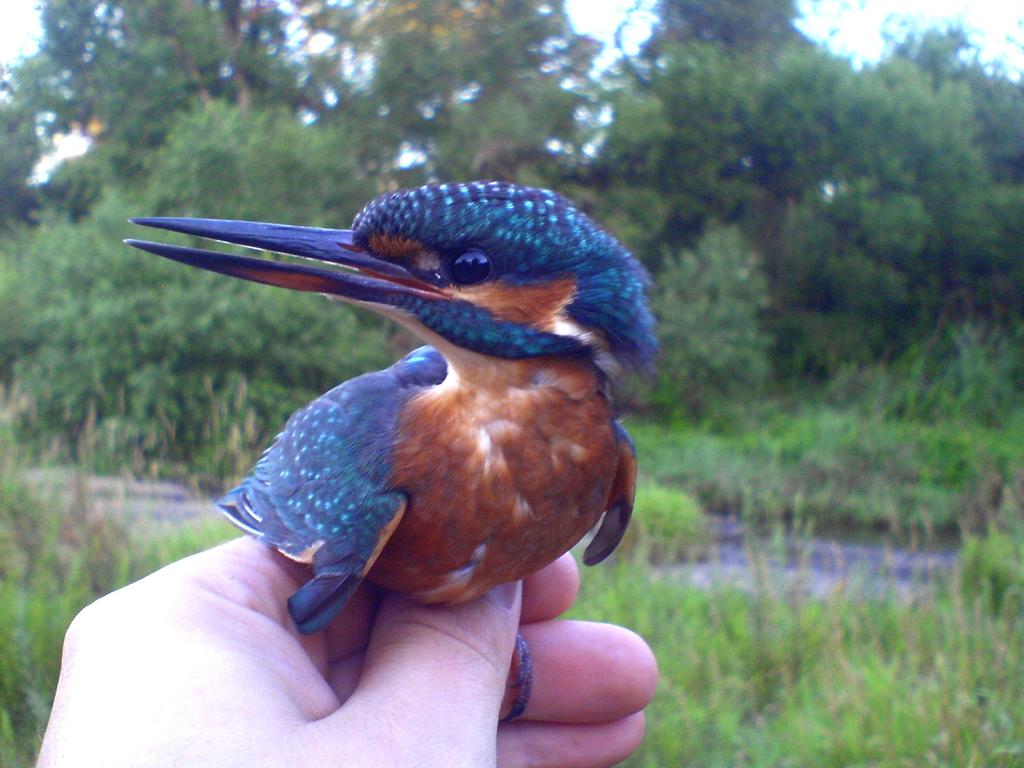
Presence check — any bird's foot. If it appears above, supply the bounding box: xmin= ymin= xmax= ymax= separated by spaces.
xmin=500 ymin=633 xmax=532 ymax=722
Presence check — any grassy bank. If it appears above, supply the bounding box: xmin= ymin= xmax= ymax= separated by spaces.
xmin=3 ymin=391 xmax=1023 ymax=765
xmin=0 ymin=430 xmax=233 ymax=765
xmin=629 ymin=400 xmax=1024 ymax=539
xmin=4 ymin=475 xmax=1022 ymax=767
xmin=575 ymin=554 xmax=1024 ymax=767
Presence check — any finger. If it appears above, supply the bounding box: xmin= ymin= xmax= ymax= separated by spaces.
xmin=327 ymin=551 xmax=577 ymax=663
xmin=327 ymin=650 xmax=365 ymax=704
xmin=323 ymin=583 xmax=380 ymax=662
xmin=328 ymin=582 xmax=522 ymax=757
xmin=498 ymin=712 xmax=646 ymax=768
xmin=520 ymin=553 xmax=579 ymax=623
xmin=326 ymin=554 xmax=584 ymax=708
xmin=326 ymin=554 xmax=580 ymax=704
xmin=503 ymin=621 xmax=657 ymax=724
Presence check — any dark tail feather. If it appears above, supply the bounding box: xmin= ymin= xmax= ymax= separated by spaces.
xmin=288 ymin=543 xmax=364 ymax=634
xmin=288 ymin=569 xmax=363 ymax=635
xmin=584 ymin=424 xmax=636 ymax=566
xmin=583 ymin=499 xmax=631 ymax=565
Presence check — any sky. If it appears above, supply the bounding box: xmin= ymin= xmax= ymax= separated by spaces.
xmin=1 ymin=0 xmax=1022 ymax=73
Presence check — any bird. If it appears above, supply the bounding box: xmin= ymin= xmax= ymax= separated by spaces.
xmin=126 ymin=181 xmax=655 ymax=659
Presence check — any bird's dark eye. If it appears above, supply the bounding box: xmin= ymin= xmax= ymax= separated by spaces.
xmin=449 ymin=250 xmax=491 ymax=285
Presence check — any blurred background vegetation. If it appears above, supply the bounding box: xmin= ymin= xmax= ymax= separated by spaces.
xmin=0 ymin=0 xmax=1022 ymax=765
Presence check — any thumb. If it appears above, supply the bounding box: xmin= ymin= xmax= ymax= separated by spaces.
xmin=344 ymin=582 xmax=522 ymax=758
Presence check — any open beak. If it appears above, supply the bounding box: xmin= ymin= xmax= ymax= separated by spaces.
xmin=125 ymin=217 xmax=447 ymax=306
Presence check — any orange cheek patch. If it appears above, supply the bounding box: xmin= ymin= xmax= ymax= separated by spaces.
xmin=457 ymin=278 xmax=577 ymax=328
xmin=368 ymin=234 xmax=424 ymax=261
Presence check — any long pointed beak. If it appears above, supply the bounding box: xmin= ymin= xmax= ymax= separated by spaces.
xmin=126 ymin=217 xmax=446 ymax=305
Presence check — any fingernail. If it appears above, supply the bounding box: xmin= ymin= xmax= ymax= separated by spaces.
xmin=491 ymin=581 xmax=520 ymax=611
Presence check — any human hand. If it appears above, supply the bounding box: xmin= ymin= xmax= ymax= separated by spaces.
xmin=37 ymin=537 xmax=657 ymax=767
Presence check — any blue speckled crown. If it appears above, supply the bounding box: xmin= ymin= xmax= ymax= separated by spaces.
xmin=353 ymin=182 xmax=657 ymax=373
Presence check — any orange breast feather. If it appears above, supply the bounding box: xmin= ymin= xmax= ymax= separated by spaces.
xmin=369 ymin=359 xmax=617 ymax=601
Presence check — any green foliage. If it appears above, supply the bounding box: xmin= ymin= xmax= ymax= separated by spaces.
xmin=628 ymin=482 xmax=710 ymax=561
xmin=144 ymin=103 xmax=379 ymax=223
xmin=333 ymin=0 xmax=595 ymax=183
xmin=897 ymin=324 xmax=1024 ymax=426
xmin=0 ymin=257 xmax=29 ymax=378
xmin=748 ymin=47 xmax=856 ymax=199
xmin=894 ymin=28 xmax=1024 ymax=184
xmin=575 ymin=557 xmax=1024 ymax=767
xmin=597 ymin=42 xmax=756 ymax=260
xmin=751 ymin=48 xmax=1002 ymax=374
xmin=0 ymin=98 xmax=41 ymax=227
xmin=0 ymin=407 xmax=235 ymax=764
xmin=595 ymin=17 xmax=1023 ymax=378
xmin=630 ymin=389 xmax=1024 ymax=535
xmin=826 ymin=323 xmax=1024 ymax=429
xmin=8 ymin=187 xmax=392 ymax=474
xmin=651 ymin=226 xmax=770 ymax=416
xmin=37 ymin=150 xmax=109 ymax=222
xmin=645 ymin=0 xmax=801 ymax=54
xmin=961 ymin=532 xmax=1024 ymax=614
xmin=21 ymin=0 xmax=311 ymax=180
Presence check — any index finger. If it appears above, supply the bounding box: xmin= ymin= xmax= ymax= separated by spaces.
xmin=323 ymin=552 xmax=581 ymax=664
xmin=521 ymin=553 xmax=580 ymax=624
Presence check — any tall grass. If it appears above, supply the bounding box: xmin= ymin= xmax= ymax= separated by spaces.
xmin=576 ymin=553 xmax=1024 ymax=767
xmin=628 ymin=400 xmax=1024 ymax=538
xmin=9 ymin=372 xmax=267 ymax=484
xmin=0 ymin=417 xmax=233 ymax=766
xmin=625 ymin=322 xmax=1024 ymax=540
xmin=3 ymin=321 xmax=1023 ymax=765
xmin=832 ymin=323 xmax=1024 ymax=428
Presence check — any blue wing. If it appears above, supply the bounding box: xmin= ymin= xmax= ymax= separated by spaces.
xmin=219 ymin=346 xmax=447 ymax=633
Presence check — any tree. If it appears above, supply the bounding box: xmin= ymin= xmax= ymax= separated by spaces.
xmin=750 ymin=50 xmax=1003 ymax=372
xmin=17 ymin=0 xmax=312 ymax=181
xmin=652 ymin=226 xmax=770 ymax=415
xmin=0 ymin=98 xmax=41 ymax=227
xmin=592 ymin=42 xmax=757 ymax=267
xmin=893 ymin=27 xmax=1024 ymax=184
xmin=333 ymin=0 xmax=597 ymax=183
xmin=643 ymin=0 xmax=801 ymax=58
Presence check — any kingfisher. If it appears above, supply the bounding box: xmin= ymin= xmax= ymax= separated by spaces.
xmin=127 ymin=182 xmax=655 ymax=658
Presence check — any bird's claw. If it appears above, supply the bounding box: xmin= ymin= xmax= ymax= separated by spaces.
xmin=501 ymin=633 xmax=533 ymax=723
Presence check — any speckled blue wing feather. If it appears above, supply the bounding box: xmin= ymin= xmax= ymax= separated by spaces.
xmin=218 ymin=347 xmax=447 ymax=633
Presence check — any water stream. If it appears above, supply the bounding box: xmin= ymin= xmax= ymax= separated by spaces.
xmin=27 ymin=469 xmax=962 ymax=599
xmin=655 ymin=515 xmax=960 ymax=600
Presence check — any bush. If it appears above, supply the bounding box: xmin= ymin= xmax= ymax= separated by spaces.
xmin=826 ymin=322 xmax=1024 ymax=427
xmin=651 ymin=226 xmax=770 ymax=416
xmin=0 ymin=407 xmax=233 ymax=765
xmin=961 ymin=531 xmax=1024 ymax=614
xmin=9 ymin=191 xmax=394 ymax=475
xmin=626 ymin=482 xmax=711 ymax=561
xmin=4 ymin=103 xmax=425 ymax=474
xmin=143 ymin=103 xmax=378 ymax=225
xmin=896 ymin=323 xmax=1024 ymax=426
xmin=0 ymin=257 xmax=29 ymax=379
